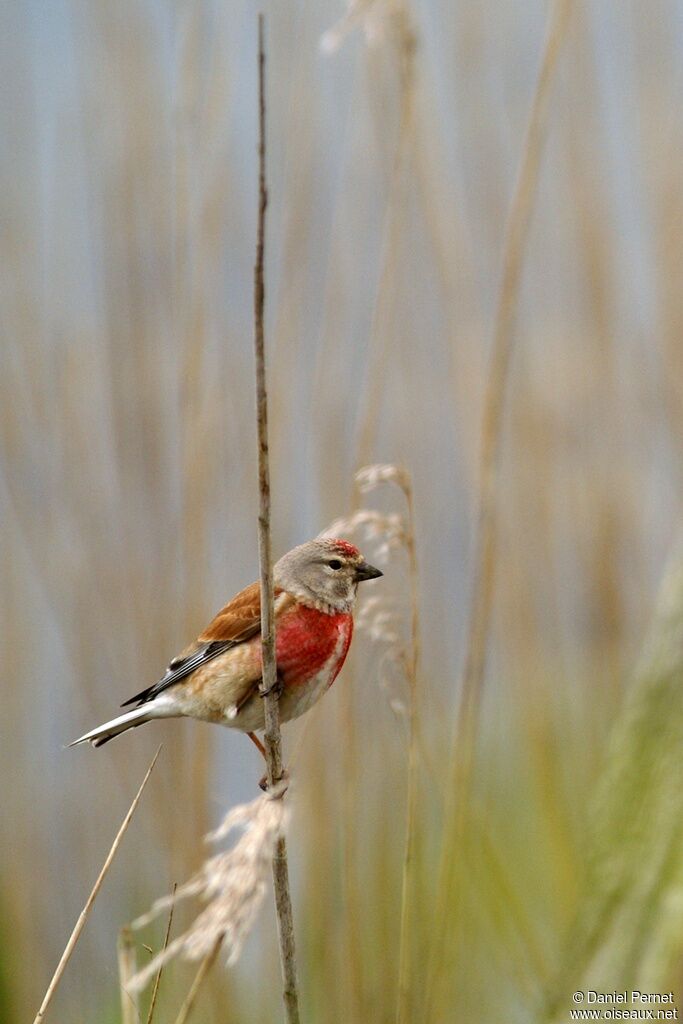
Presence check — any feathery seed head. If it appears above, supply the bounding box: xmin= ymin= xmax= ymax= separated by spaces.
xmin=321 ymin=0 xmax=416 ymax=56
xmin=319 ymin=465 xmax=418 ymax=720
xmin=355 ymin=463 xmax=411 ymax=494
xmin=129 ymin=787 xmax=289 ymax=990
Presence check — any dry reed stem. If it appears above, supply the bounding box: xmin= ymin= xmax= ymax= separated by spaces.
xmin=326 ymin=466 xmax=425 ymax=1022
xmin=118 ymin=926 xmax=140 ymax=1024
xmin=338 ymin=658 xmax=364 ymax=1021
xmin=172 ymin=938 xmax=223 ymax=1024
xmin=353 ymin=15 xmax=417 ymax=472
xmin=252 ymin=15 xmax=301 ymax=1023
xmin=253 ymin=14 xmax=282 ymax=792
xmin=32 ymin=747 xmax=161 ymax=1024
xmin=341 ymin=80 xmax=417 ymax=1016
xmin=344 ymin=462 xmax=414 ymax=1019
xmin=395 ymin=475 xmax=421 ymax=1024
xmin=453 ymin=0 xmax=574 ymax=804
xmin=426 ymin=0 xmax=574 ymax=1015
xmin=145 ymin=883 xmax=176 ymax=1024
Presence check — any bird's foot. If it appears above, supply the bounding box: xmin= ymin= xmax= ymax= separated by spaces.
xmin=258 ymin=767 xmax=290 ymax=796
xmin=259 ymin=671 xmax=285 ymax=701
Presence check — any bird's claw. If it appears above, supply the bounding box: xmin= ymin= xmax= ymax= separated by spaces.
xmin=258 ymin=768 xmax=290 ymax=796
xmin=259 ymin=672 xmax=284 ymax=701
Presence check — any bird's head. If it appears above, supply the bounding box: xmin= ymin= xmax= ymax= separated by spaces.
xmin=274 ymin=538 xmax=383 ymax=614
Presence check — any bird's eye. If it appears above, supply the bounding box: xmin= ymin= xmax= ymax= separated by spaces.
xmin=328 ymin=559 xmax=342 ymax=570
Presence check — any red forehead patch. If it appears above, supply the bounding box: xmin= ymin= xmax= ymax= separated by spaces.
xmin=329 ymin=538 xmax=360 ymax=558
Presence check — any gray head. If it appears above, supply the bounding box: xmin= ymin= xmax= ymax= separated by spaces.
xmin=274 ymin=538 xmax=382 ymax=614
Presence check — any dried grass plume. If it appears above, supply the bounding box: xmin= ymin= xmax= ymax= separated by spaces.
xmin=321 ymin=0 xmax=415 ymax=55
xmin=129 ymin=785 xmax=289 ymax=992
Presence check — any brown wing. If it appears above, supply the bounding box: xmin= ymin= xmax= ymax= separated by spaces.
xmin=121 ymin=582 xmax=276 ymax=708
xmin=198 ymin=581 xmax=268 ymax=642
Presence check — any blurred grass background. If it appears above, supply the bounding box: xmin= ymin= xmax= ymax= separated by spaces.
xmin=2 ymin=1 xmax=683 ymax=1021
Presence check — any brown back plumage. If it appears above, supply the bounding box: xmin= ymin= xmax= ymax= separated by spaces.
xmin=198 ymin=581 xmax=280 ymax=642
xmin=120 ymin=582 xmax=283 ymax=708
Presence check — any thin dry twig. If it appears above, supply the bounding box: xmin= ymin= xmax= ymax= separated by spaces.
xmin=426 ymin=0 xmax=575 ymax=1015
xmin=145 ymin=883 xmax=177 ymax=1024
xmin=32 ymin=747 xmax=161 ymax=1024
xmin=252 ymin=15 xmax=301 ymax=1023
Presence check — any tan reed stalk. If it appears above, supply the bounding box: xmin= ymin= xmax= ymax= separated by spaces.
xmin=118 ymin=926 xmax=141 ymax=1024
xmin=337 ymin=76 xmax=421 ymax=1008
xmin=396 ymin=473 xmax=422 ymax=1024
xmin=145 ymin=884 xmax=176 ymax=1024
xmin=252 ymin=15 xmax=301 ymax=1024
xmin=174 ymin=7 xmax=215 ymax=848
xmin=32 ymin=747 xmax=161 ymax=1024
xmin=171 ymin=938 xmax=223 ymax=1024
xmin=309 ymin=3 xmax=418 ymax=509
xmin=337 ymin=625 xmax=364 ymax=1021
xmin=327 ymin=469 xmax=425 ymax=1020
xmin=354 ymin=16 xmax=417 ymax=473
xmin=340 ymin=33 xmax=416 ymax=983
xmin=425 ymin=1 xmax=575 ymax=1017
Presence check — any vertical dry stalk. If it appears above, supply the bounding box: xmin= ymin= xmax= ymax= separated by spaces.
xmin=426 ymin=0 xmax=574 ymax=1015
xmin=253 ymin=14 xmax=281 ymax=791
xmin=252 ymin=15 xmax=301 ymax=1024
xmin=171 ymin=939 xmax=222 ymax=1024
xmin=353 ymin=15 xmax=417 ymax=473
xmin=453 ymin=0 xmax=574 ymax=810
xmin=343 ymin=465 xmax=424 ymax=1020
xmin=341 ymin=22 xmax=417 ymax=1013
xmin=396 ymin=477 xmax=421 ymax=1024
xmin=118 ymin=927 xmax=140 ymax=1024
xmin=32 ymin=748 xmax=161 ymax=1024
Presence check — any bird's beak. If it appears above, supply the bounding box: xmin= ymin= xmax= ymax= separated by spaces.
xmin=355 ymin=560 xmax=383 ymax=582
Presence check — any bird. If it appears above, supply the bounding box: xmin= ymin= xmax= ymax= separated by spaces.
xmin=70 ymin=538 xmax=382 ymax=758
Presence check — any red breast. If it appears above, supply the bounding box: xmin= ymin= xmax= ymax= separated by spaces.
xmin=271 ymin=603 xmax=354 ymax=687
